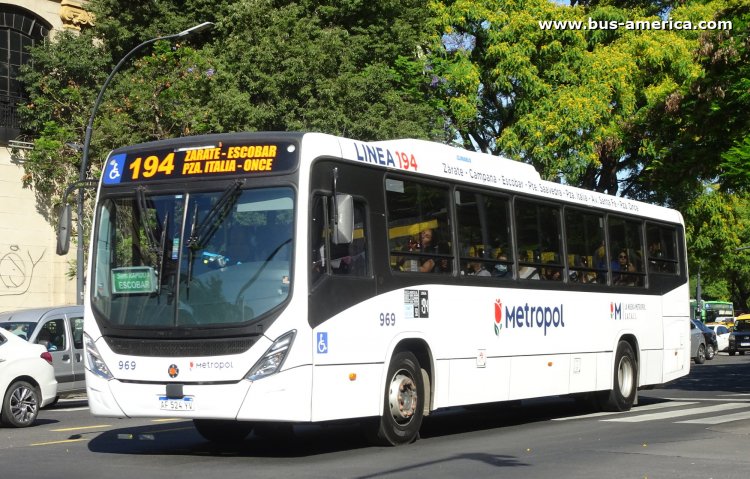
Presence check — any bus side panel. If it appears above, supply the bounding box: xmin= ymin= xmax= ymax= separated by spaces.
xmin=568 ymin=353 xmax=598 ymax=394
xmin=508 ymin=355 xmax=571 ymax=400
xmin=446 ymin=356 xmax=511 ymax=406
xmin=310 ymin=363 xmax=382 ymax=422
xmin=662 ymin=316 xmax=690 ymax=382
xmin=639 ymin=349 xmax=663 ymax=386
xmin=596 ymin=352 xmax=614 ymax=391
xmin=662 ymin=284 xmax=691 ymax=383
xmin=238 ymin=365 xmax=313 ymax=422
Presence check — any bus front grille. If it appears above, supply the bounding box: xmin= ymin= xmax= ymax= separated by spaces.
xmin=103 ymin=337 xmax=256 ymax=357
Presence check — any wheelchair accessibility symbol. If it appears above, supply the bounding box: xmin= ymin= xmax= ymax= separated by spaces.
xmin=108 ymin=159 xmax=121 ymax=180
xmin=103 ymin=153 xmax=126 ymax=184
xmin=317 ymin=332 xmax=328 ymax=354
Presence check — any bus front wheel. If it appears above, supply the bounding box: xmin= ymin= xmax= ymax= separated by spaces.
xmin=600 ymin=341 xmax=637 ymax=412
xmin=366 ymin=351 xmax=424 ymax=446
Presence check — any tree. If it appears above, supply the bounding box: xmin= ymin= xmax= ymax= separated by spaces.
xmin=18 ymin=0 xmax=445 ymax=276
xmin=683 ymin=187 xmax=750 ymax=311
xmin=426 ymin=0 xmax=710 ymax=197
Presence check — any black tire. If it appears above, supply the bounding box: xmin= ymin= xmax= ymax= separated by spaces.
xmin=1 ymin=380 xmax=41 ymax=428
xmin=695 ymin=344 xmax=706 ymax=364
xmin=366 ymin=351 xmax=424 ymax=446
xmin=600 ymin=341 xmax=637 ymax=412
xmin=193 ymin=419 xmax=253 ymax=442
xmin=729 ymin=349 xmax=736 ymax=356
xmin=706 ymin=343 xmax=716 ymax=360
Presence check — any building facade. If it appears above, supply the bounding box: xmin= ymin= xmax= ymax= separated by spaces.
xmin=0 ymin=1 xmax=92 ymax=310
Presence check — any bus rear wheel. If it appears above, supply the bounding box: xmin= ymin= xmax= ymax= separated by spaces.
xmin=600 ymin=341 xmax=637 ymax=412
xmin=366 ymin=351 xmax=424 ymax=446
xmin=193 ymin=419 xmax=253 ymax=443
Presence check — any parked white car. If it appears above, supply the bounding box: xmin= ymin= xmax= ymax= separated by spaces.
xmin=0 ymin=305 xmax=85 ymax=399
xmin=0 ymin=328 xmax=58 ymax=427
xmin=706 ymin=322 xmax=731 ymax=352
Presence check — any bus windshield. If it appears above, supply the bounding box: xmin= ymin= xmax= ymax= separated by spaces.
xmin=91 ymin=185 xmax=294 ymax=328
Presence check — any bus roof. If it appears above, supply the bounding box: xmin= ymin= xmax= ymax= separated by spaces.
xmin=102 ymin=131 xmax=684 ymax=225
xmin=331 ymin=134 xmax=684 ymax=225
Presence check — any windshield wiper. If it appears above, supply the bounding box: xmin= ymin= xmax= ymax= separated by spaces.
xmin=135 ymin=186 xmax=160 ymax=254
xmin=156 ymin=212 xmax=169 ymax=296
xmin=186 ymin=180 xmax=244 ymax=251
xmin=184 ymin=180 xmax=245 ymax=298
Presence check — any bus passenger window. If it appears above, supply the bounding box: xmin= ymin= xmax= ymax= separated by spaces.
xmin=455 ymin=189 xmax=512 ymax=279
xmin=387 ymin=178 xmax=451 ymax=274
xmin=646 ymin=223 xmax=678 ymax=275
xmin=608 ymin=217 xmax=644 ymax=287
xmin=564 ymin=209 xmax=606 ymax=285
xmin=310 ymin=195 xmax=369 ymax=280
xmin=515 ymin=200 xmax=562 ymax=281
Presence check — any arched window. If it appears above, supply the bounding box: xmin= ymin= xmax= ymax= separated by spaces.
xmin=0 ymin=6 xmax=50 ymax=142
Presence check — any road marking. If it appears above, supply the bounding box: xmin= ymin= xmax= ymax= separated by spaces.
xmin=30 ymin=438 xmax=88 ymax=447
xmin=677 ymin=410 xmax=750 ymax=424
xmin=664 ymin=396 xmax=750 ymax=402
xmin=603 ymin=402 xmax=749 ymax=422
xmin=552 ymin=401 xmax=696 ymax=421
xmin=51 ymin=406 xmax=89 ymax=412
xmin=50 ymin=424 xmax=111 ymax=432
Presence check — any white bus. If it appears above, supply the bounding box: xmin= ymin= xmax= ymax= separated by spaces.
xmin=65 ymin=132 xmax=690 ymax=445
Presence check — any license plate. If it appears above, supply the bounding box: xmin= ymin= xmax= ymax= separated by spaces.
xmin=741 ymin=342 xmax=750 ymax=347
xmin=159 ymin=396 xmax=194 ymax=411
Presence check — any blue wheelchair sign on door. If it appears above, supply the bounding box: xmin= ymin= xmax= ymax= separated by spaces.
xmin=317 ymin=332 xmax=328 ymax=354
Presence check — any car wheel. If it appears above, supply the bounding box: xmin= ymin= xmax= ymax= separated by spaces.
xmin=1 ymin=380 xmax=41 ymax=428
xmin=706 ymin=343 xmax=716 ymax=360
xmin=364 ymin=351 xmax=424 ymax=446
xmin=193 ymin=419 xmax=253 ymax=442
xmin=695 ymin=344 xmax=706 ymax=364
xmin=599 ymin=341 xmax=638 ymax=412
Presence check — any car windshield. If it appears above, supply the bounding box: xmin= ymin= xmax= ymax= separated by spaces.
xmin=0 ymin=322 xmax=36 ymax=340
xmin=734 ymin=320 xmax=750 ymax=332
xmin=92 ymin=186 xmax=294 ymax=328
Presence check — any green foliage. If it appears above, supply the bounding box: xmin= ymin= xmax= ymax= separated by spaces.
xmin=427 ymin=1 xmax=705 ymax=193
xmin=18 ymin=0 xmax=445 ymax=283
xmin=683 ymin=187 xmax=750 ymax=310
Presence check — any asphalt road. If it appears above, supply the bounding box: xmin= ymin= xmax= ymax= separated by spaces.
xmin=2 ymin=353 xmax=750 ymax=479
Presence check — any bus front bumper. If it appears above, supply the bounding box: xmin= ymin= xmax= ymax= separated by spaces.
xmin=85 ymin=365 xmax=313 ymax=422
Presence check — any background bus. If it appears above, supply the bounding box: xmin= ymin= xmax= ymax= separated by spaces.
xmin=61 ymin=132 xmax=691 ymax=446
xmin=691 ymin=300 xmax=734 ymax=324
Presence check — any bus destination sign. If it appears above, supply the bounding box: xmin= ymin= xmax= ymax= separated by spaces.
xmin=102 ymin=141 xmax=298 ymax=185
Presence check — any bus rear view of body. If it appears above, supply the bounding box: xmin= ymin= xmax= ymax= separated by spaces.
xmin=76 ymin=132 xmax=691 ymax=446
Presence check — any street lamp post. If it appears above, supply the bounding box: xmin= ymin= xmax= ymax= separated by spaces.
xmin=64 ymin=22 xmax=214 ymax=305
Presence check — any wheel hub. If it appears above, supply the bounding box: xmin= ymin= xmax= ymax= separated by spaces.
xmin=388 ymin=372 xmax=417 ymax=423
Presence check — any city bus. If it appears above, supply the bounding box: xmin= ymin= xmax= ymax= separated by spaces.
xmin=690 ymin=300 xmax=734 ymax=325
xmin=59 ymin=132 xmax=690 ymax=445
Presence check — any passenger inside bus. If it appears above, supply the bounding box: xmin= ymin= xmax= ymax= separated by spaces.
xmin=613 ymin=249 xmax=638 ymax=286
xmin=542 ymin=261 xmax=562 ymax=281
xmin=493 ymin=251 xmax=511 ymax=277
xmin=518 ymin=250 xmax=541 ymax=280
xmin=398 ymin=228 xmax=437 ymax=273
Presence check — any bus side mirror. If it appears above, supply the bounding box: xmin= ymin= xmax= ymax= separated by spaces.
xmin=332 ymin=194 xmax=353 ymax=245
xmin=56 ymin=204 xmax=72 ymax=255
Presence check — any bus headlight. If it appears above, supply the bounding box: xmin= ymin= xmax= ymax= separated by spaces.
xmin=246 ymin=330 xmax=296 ymax=381
xmin=84 ymin=332 xmax=113 ymax=380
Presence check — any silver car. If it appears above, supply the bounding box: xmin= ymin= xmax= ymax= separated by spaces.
xmin=0 ymin=305 xmax=85 ymax=400
xmin=690 ymin=319 xmax=707 ymax=364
